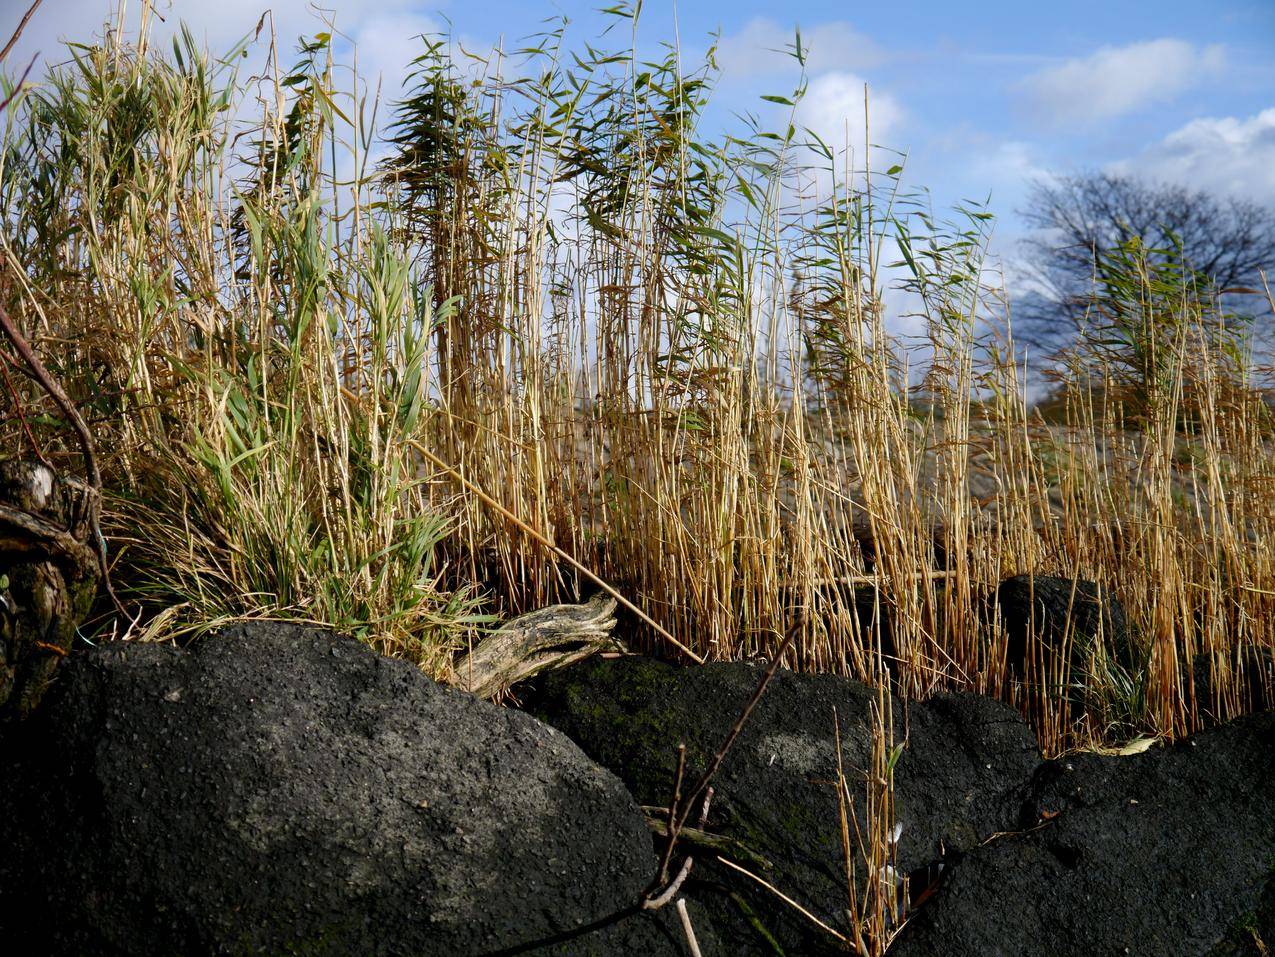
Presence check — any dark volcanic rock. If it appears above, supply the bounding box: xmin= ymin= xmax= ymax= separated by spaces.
xmin=0 ymin=623 xmax=691 ymax=956
xmin=987 ymin=573 xmax=1135 ymax=680
xmin=525 ymin=656 xmax=1041 ymax=954
xmin=890 ymin=713 xmax=1275 ymax=957
xmin=1193 ymin=647 xmax=1275 ymax=728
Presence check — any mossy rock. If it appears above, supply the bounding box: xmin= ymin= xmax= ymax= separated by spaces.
xmin=525 ymin=656 xmax=1041 ymax=954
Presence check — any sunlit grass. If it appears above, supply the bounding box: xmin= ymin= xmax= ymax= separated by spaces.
xmin=0 ymin=5 xmax=1271 ymax=759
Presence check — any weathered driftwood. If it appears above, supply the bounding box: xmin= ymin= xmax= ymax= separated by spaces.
xmin=453 ymin=593 xmax=620 ymax=698
xmin=0 ymin=459 xmax=99 ymax=721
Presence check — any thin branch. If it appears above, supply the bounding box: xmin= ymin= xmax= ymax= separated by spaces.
xmin=0 ymin=0 xmax=43 ymax=65
xmin=0 ymin=56 xmax=36 ymax=114
xmin=646 ymin=613 xmax=805 ymax=906
xmin=714 ymin=855 xmax=850 ymax=945
xmin=653 ymin=744 xmax=688 ymax=885
xmin=0 ymin=303 xmax=121 ymax=612
xmin=675 ymin=899 xmax=702 ymax=957
xmin=669 ymin=614 xmax=804 ymax=841
xmin=643 ymin=854 xmax=693 ymax=910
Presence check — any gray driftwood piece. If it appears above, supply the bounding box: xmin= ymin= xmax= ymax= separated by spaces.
xmin=454 ymin=593 xmax=620 ymax=698
xmin=1 ymin=460 xmax=99 ymax=721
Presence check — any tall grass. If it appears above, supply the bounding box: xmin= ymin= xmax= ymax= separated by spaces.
xmin=0 ymin=6 xmax=1271 ymax=752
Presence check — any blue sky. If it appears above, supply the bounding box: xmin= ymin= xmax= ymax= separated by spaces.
xmin=10 ymin=0 xmax=1275 ymax=265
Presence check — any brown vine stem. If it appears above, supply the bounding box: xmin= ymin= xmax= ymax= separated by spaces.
xmin=0 ymin=303 xmax=122 ymax=613
xmin=0 ymin=0 xmax=44 ymax=64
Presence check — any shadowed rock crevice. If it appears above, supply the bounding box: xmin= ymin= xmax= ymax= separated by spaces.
xmin=890 ymin=712 xmax=1275 ymax=957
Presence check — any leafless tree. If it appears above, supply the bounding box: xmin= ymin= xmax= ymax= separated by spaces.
xmin=1014 ymin=172 xmax=1275 ymax=354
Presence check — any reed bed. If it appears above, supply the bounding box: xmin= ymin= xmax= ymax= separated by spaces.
xmin=1 ymin=5 xmax=1272 ymax=770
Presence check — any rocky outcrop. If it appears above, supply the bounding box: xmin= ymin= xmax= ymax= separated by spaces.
xmin=3 ymin=605 xmax=1269 ymax=956
xmin=890 ymin=713 xmax=1275 ymax=957
xmin=0 ymin=622 xmax=692 ymax=956
xmin=525 ymin=656 xmax=1041 ymax=954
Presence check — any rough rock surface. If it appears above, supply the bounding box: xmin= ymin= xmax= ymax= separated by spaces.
xmin=0 ymin=623 xmax=692 ymax=956
xmin=890 ymin=713 xmax=1275 ymax=957
xmin=525 ymin=656 xmax=1041 ymax=954
xmin=988 ymin=573 xmax=1134 ymax=676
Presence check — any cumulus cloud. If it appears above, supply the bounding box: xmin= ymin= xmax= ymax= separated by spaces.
xmin=1016 ymin=39 xmax=1226 ymax=126
xmin=715 ymin=17 xmax=885 ymax=81
xmin=4 ymin=0 xmax=448 ymax=96
xmin=796 ymin=71 xmax=904 ymax=155
xmin=966 ymin=140 xmax=1047 ymax=188
xmin=1112 ymin=107 xmax=1275 ymax=204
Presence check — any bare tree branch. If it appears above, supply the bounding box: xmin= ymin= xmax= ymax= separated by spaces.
xmin=1015 ymin=172 xmax=1275 ymax=355
xmin=0 ymin=303 xmax=122 ymax=613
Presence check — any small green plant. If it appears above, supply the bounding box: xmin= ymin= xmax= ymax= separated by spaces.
xmin=1061 ymin=234 xmax=1249 ymax=426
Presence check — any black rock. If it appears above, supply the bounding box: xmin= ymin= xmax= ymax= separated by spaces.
xmin=1193 ymin=647 xmax=1275 ymax=728
xmin=986 ymin=573 xmax=1135 ymax=683
xmin=0 ymin=622 xmax=692 ymax=956
xmin=524 ymin=656 xmax=1041 ymax=954
xmin=890 ymin=713 xmax=1275 ymax=957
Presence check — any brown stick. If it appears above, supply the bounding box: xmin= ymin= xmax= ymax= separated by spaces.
xmin=665 ymin=614 xmax=804 ymax=845
xmin=0 ymin=303 xmax=121 ymax=612
xmin=658 ymin=744 xmax=688 ymax=884
xmin=410 ymin=440 xmax=704 ymax=664
xmin=674 ymin=899 xmax=703 ymax=957
xmin=714 ymin=855 xmax=851 ymax=944
xmin=0 ymin=56 xmax=35 ymax=114
xmin=0 ymin=0 xmax=43 ymax=65
xmin=643 ymin=855 xmax=693 ymax=910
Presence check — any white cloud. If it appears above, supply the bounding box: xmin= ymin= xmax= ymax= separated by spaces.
xmin=796 ymin=71 xmax=904 ymax=155
xmin=948 ymin=138 xmax=1047 ymax=195
xmin=342 ymin=10 xmax=451 ymax=98
xmin=715 ymin=17 xmax=885 ymax=81
xmin=1112 ymin=107 xmax=1275 ymax=204
xmin=4 ymin=1 xmax=448 ymax=96
xmin=1016 ymin=39 xmax=1227 ymax=126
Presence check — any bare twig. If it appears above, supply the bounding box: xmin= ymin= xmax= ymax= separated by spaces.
xmin=645 ymin=785 xmax=714 ymax=910
xmin=675 ymin=899 xmax=703 ymax=957
xmin=643 ymin=855 xmax=693 ymax=911
xmin=642 ymin=814 xmax=772 ymax=872
xmin=658 ymin=613 xmax=805 ymax=866
xmin=0 ymin=56 xmax=35 ymax=114
xmin=0 ymin=0 xmax=43 ymax=64
xmin=653 ymin=744 xmax=688 ymax=885
xmin=714 ymin=855 xmax=851 ymax=944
